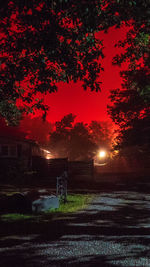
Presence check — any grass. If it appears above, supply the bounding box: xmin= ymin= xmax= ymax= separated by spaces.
xmin=50 ymin=194 xmax=93 ymax=214
xmin=1 ymin=213 xmax=34 ymax=222
xmin=0 ymin=194 xmax=94 ymax=223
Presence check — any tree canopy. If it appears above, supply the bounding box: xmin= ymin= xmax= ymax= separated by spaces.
xmin=0 ymin=0 xmax=105 ymax=124
xmin=49 ymin=113 xmax=112 ymax=160
xmin=0 ymin=0 xmax=149 ymax=124
xmin=107 ymin=0 xmax=150 ymax=154
xmin=49 ymin=114 xmax=94 ymax=160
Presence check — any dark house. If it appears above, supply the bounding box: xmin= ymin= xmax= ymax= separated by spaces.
xmin=0 ymin=135 xmax=45 ymax=171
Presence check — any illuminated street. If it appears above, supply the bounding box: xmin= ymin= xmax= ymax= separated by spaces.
xmin=1 ymin=190 xmax=150 ymax=266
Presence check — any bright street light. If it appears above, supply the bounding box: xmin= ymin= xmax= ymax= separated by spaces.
xmin=98 ymin=150 xmax=106 ymax=158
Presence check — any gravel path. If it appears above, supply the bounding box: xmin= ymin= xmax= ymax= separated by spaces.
xmin=1 ymin=191 xmax=150 ymax=266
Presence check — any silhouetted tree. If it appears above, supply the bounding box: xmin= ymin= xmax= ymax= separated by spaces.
xmin=49 ymin=114 xmax=113 ymax=160
xmin=1 ymin=1 xmax=149 ymax=124
xmin=108 ymin=86 xmax=150 ymax=166
xmin=69 ymin=122 xmax=96 ymax=160
xmin=89 ymin=120 xmax=113 ymax=150
xmin=0 ymin=1 xmax=105 ymax=124
xmin=107 ymin=0 xmax=150 ymax=162
xmin=49 ymin=114 xmax=95 ymax=160
xmin=49 ymin=113 xmax=75 ymax=158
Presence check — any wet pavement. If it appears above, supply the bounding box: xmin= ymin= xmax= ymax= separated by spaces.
xmin=1 ymin=191 xmax=150 ymax=266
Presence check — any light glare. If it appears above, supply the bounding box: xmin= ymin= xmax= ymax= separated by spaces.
xmin=98 ymin=150 xmax=106 ymax=158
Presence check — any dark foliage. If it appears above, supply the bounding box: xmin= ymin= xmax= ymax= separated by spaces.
xmin=1 ymin=0 xmax=149 ymax=124
xmin=107 ymin=0 xmax=150 ymax=157
xmin=49 ymin=113 xmax=112 ymax=160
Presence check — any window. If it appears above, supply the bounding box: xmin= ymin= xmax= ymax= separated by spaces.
xmin=0 ymin=144 xmax=17 ymax=157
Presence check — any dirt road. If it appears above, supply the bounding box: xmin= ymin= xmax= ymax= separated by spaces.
xmin=1 ymin=191 xmax=150 ymax=266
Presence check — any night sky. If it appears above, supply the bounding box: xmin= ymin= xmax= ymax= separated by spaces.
xmin=39 ymin=25 xmax=128 ymax=124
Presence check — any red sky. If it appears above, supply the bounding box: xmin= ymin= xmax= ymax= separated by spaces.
xmin=0 ymin=25 xmax=129 ymax=143
xmin=41 ymin=26 xmax=128 ymax=124
xmin=1 ymin=22 xmax=128 ymax=127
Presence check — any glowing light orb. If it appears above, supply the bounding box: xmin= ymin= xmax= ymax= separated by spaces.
xmin=98 ymin=150 xmax=106 ymax=158
xmin=46 ymin=154 xmax=51 ymax=160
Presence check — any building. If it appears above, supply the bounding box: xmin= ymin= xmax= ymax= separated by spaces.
xmin=0 ymin=135 xmax=45 ymax=171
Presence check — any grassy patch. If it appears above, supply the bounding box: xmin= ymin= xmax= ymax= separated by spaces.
xmin=50 ymin=194 xmax=93 ymax=214
xmin=0 ymin=194 xmax=93 ymax=223
xmin=0 ymin=213 xmax=34 ymax=222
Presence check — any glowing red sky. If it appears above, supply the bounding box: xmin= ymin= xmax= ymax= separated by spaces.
xmin=41 ymin=26 xmax=128 ymax=124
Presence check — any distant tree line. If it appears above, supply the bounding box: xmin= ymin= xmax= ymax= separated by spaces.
xmin=48 ymin=113 xmax=113 ymax=161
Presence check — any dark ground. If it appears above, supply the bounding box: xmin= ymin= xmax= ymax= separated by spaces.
xmin=0 ymin=175 xmax=150 ymax=266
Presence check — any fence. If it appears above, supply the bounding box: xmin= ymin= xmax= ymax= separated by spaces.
xmin=32 ymin=157 xmax=94 ymax=182
xmin=32 ymin=157 xmax=68 ymax=178
xmin=68 ymin=160 xmax=94 ymax=181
